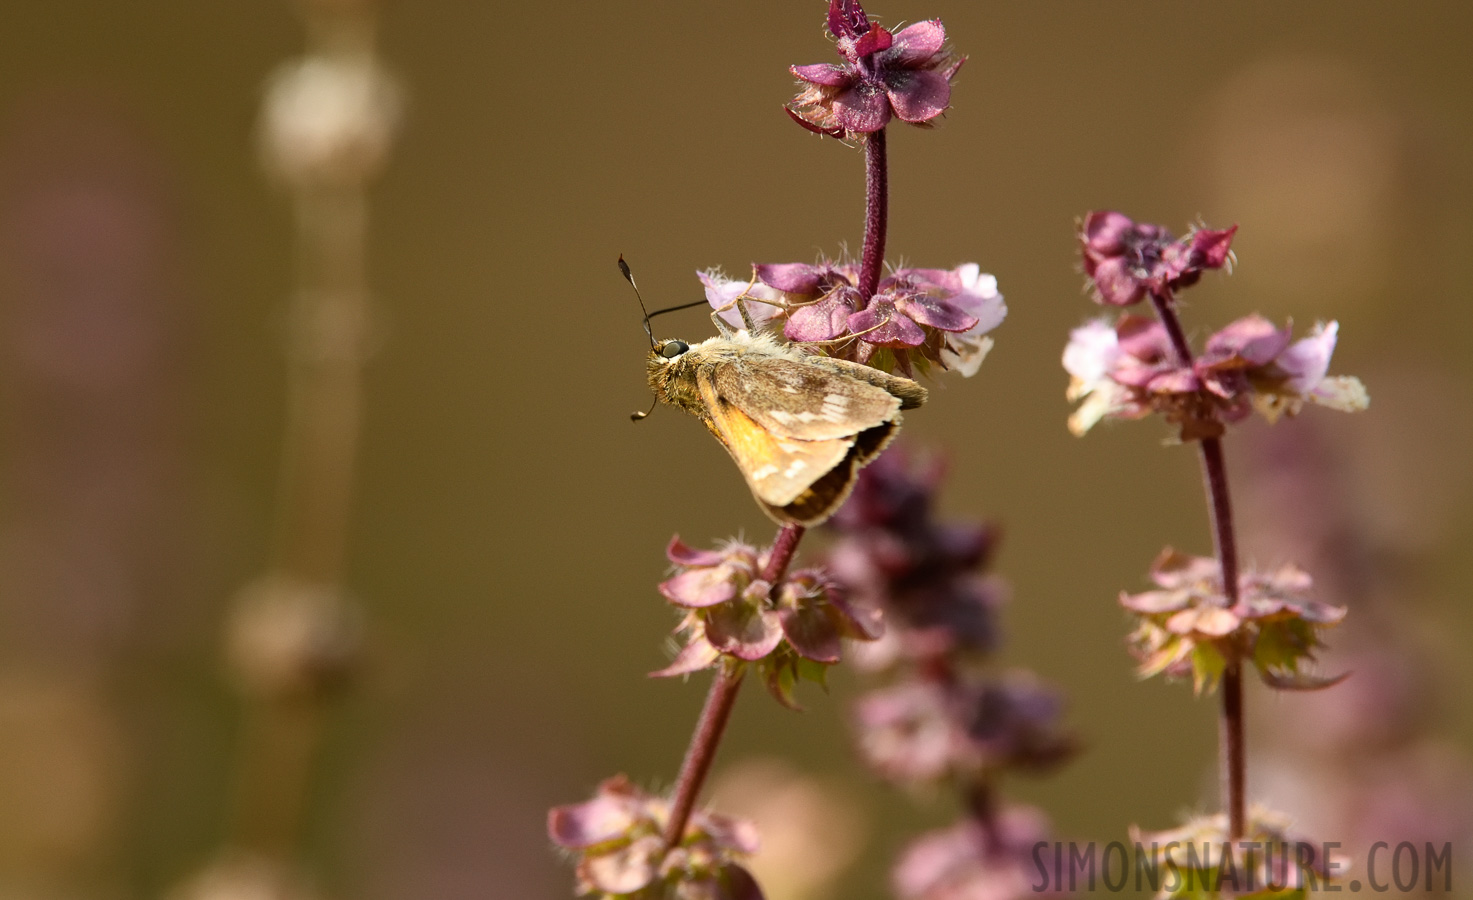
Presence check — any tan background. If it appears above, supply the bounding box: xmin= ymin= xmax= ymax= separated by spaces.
xmin=1 ymin=1 xmax=1471 ymax=898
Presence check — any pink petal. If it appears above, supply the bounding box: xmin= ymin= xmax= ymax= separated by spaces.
xmin=777 ymin=604 xmax=842 ymax=663
xmin=790 ymin=62 xmax=853 ymax=87
xmin=649 ymin=637 xmax=720 ymax=678
xmin=848 ymin=302 xmax=926 ymax=347
xmin=886 ymin=68 xmax=951 ymax=123
xmin=894 ymin=295 xmax=977 ymax=332
xmin=1203 ymin=314 xmax=1291 ymax=366
xmin=659 ymin=568 xmax=739 ymax=608
xmin=547 ymin=795 xmax=638 ymax=848
xmin=1119 ymin=589 xmax=1191 ymax=614
xmin=885 ymin=20 xmax=946 ymax=65
xmin=852 ymin=23 xmax=894 ymax=58
xmin=701 ymin=815 xmax=762 ymax=855
xmin=1089 ymin=256 xmax=1145 ymax=306
xmin=1115 ymin=315 xmax=1171 ymax=359
xmin=666 ymin=535 xmax=726 ymax=567
xmin=833 ymin=83 xmax=891 ymax=133
xmin=1277 ymin=321 xmax=1339 ymax=393
xmin=1081 ymin=210 xmax=1136 ymax=258
xmin=705 ymin=604 xmax=783 ymax=660
xmin=1147 ymin=367 xmax=1200 ymax=394
xmin=889 ymin=266 xmax=960 ymax=293
xmin=756 ymin=262 xmax=825 ymax=294
xmin=784 ymin=294 xmax=852 ymax=342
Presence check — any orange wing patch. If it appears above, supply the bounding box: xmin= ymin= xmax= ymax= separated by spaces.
xmin=698 ymin=369 xmax=852 ymax=507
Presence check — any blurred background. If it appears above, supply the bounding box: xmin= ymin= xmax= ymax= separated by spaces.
xmin=1 ymin=1 xmax=1471 ymax=898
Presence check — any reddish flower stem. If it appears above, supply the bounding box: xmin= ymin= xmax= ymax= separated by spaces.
xmin=661 ymin=665 xmax=746 ymax=849
xmin=1148 ymin=288 xmax=1247 ymax=841
xmin=661 ymin=523 xmax=806 ymax=849
xmin=965 ymin=779 xmax=1006 ymax=858
xmin=857 ymin=128 xmax=889 ymax=301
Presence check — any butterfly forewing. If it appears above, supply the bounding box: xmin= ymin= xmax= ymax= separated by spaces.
xmin=696 ymin=368 xmax=852 ymax=507
xmin=712 ymin=356 xmax=902 ymax=441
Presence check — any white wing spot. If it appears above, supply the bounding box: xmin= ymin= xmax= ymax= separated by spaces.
xmin=751 ymin=464 xmax=779 ymax=480
xmin=820 ymin=393 xmax=853 ymax=423
xmin=783 ymin=460 xmax=807 ymax=478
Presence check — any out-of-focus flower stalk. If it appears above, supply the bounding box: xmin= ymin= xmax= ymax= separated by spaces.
xmin=206 ymin=0 xmax=402 ymax=883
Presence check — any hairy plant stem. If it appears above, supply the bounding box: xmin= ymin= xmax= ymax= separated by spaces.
xmin=1148 ymin=288 xmax=1247 ymax=841
xmin=857 ymin=129 xmax=889 ymax=301
xmin=661 ymin=523 xmax=807 ymax=848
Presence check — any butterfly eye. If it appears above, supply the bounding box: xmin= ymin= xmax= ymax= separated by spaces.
xmin=660 ymin=340 xmax=689 ymax=359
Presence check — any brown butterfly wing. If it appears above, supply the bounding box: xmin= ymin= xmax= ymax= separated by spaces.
xmin=696 ymin=368 xmax=852 ymax=509
xmin=799 ymin=355 xmax=928 ymax=410
xmin=712 ymin=356 xmax=904 ymax=441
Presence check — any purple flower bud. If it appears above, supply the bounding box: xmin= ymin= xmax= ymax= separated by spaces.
xmin=1078 ymin=211 xmax=1237 ymax=307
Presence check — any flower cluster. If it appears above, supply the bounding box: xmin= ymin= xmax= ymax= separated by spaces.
xmin=893 ymin=806 xmax=1071 ymax=900
xmin=786 ymin=0 xmax=963 ymax=137
xmin=828 ymin=447 xmax=1075 ymax=898
xmin=652 ymin=537 xmax=881 ymax=708
xmin=1131 ymin=807 xmax=1338 ymax=899
xmin=1079 ymin=211 xmax=1237 ymax=307
xmin=1122 ymin=548 xmax=1348 ymax=694
xmin=828 ymin=449 xmax=1001 ymax=666
xmin=548 ymin=776 xmax=763 ymax=900
xmin=1064 ymin=314 xmax=1369 ymax=439
xmin=702 ymin=260 xmax=1005 ymax=377
xmin=855 ymin=670 xmax=1074 ymax=784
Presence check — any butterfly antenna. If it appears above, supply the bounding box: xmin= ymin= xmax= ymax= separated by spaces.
xmin=619 ymin=255 xmax=655 ymax=349
xmin=630 ymin=397 xmax=657 ymax=422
